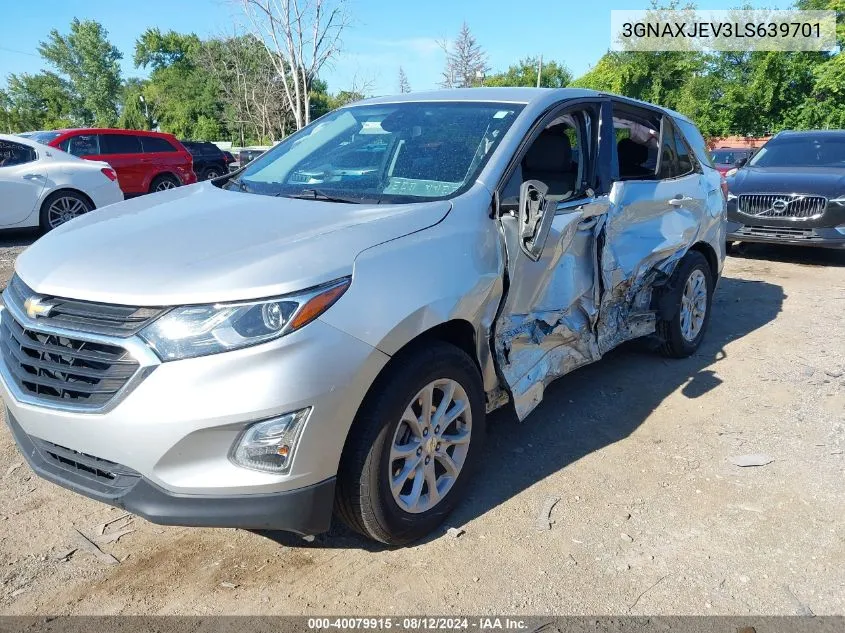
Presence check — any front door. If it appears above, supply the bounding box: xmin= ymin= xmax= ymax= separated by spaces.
xmin=493 ymin=99 xmax=611 ymax=419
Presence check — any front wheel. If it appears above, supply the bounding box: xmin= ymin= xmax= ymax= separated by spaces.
xmin=656 ymin=250 xmax=714 ymax=358
xmin=335 ymin=342 xmax=486 ymax=546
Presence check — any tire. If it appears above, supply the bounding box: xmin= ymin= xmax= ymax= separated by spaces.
xmin=655 ymin=250 xmax=714 ymax=358
xmin=203 ymin=167 xmax=222 ymax=181
xmin=149 ymin=174 xmax=180 ymax=193
xmin=39 ymin=190 xmax=94 ymax=232
xmin=335 ymin=342 xmax=486 ymax=546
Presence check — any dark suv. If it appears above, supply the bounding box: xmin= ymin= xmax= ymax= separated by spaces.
xmin=726 ymin=130 xmax=845 ymax=249
xmin=180 ymin=141 xmax=232 ymax=181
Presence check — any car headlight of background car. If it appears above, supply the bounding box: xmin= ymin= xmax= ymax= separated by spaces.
xmin=140 ymin=277 xmax=350 ymax=360
xmin=831 ymin=195 xmax=845 ymax=207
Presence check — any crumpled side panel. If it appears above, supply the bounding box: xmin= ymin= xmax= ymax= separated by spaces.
xmin=596 ymin=186 xmax=704 ymax=354
xmin=494 ymin=211 xmax=603 ymax=419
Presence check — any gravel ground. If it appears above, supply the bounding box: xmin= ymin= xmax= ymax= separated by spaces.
xmin=0 ymin=230 xmax=843 ymax=616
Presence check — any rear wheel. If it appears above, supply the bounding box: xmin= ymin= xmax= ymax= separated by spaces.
xmin=149 ymin=174 xmax=180 ymax=193
xmin=203 ymin=167 xmax=222 ymax=181
xmin=335 ymin=342 xmax=485 ymax=546
xmin=656 ymin=251 xmax=714 ymax=358
xmin=39 ymin=190 xmax=93 ymax=232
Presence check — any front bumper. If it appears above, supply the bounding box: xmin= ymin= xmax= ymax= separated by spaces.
xmin=0 ymin=304 xmax=389 ymax=531
xmin=727 ymin=220 xmax=845 ymax=249
xmin=6 ymin=410 xmax=335 ymax=534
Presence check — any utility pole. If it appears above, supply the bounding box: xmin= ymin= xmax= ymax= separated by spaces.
xmin=537 ymin=54 xmax=543 ymax=88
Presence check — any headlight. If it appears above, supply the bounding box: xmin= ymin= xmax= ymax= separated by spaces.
xmin=831 ymin=196 xmax=845 ymax=207
xmin=140 ymin=277 xmax=350 ymax=360
xmin=725 ymin=168 xmax=738 ymax=178
xmin=726 ymin=192 xmax=737 ymax=201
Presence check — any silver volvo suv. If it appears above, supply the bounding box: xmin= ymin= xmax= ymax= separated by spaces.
xmin=0 ymin=89 xmax=725 ymax=545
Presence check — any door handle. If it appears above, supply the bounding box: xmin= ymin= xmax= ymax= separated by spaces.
xmin=669 ymin=196 xmax=693 ymax=207
xmin=22 ymin=174 xmax=43 ymax=180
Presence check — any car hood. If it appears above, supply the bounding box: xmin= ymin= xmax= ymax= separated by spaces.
xmin=727 ymin=166 xmax=845 ymax=197
xmin=16 ymin=182 xmax=451 ymax=305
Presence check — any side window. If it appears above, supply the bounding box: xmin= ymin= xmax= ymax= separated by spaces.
xmin=673 ymin=128 xmax=695 ymax=175
xmin=501 ymin=106 xmax=595 ymax=204
xmin=612 ymin=104 xmax=660 ymax=181
xmin=657 ymin=121 xmax=680 ymax=179
xmin=66 ymin=134 xmax=99 ymax=157
xmin=100 ymin=134 xmax=142 ymax=154
xmin=141 ymin=136 xmax=177 ymax=153
xmin=0 ymin=140 xmax=36 ymax=167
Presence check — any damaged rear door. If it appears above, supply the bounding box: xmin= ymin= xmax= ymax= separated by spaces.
xmin=493 ymin=98 xmax=612 ymax=419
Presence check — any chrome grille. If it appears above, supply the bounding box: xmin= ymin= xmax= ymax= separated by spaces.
xmin=4 ymin=275 xmax=165 ymax=337
xmin=737 ymin=194 xmax=827 ymax=220
xmin=0 ymin=315 xmax=139 ymax=407
xmin=735 ymin=225 xmax=820 ymax=240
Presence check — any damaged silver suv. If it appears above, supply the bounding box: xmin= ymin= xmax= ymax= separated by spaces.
xmin=1 ymin=89 xmax=725 ymax=545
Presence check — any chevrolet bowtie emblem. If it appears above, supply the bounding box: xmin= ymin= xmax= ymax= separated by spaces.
xmin=24 ymin=295 xmax=56 ymax=319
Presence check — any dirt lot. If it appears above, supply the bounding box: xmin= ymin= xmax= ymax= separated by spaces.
xmin=0 ymin=230 xmax=843 ymax=616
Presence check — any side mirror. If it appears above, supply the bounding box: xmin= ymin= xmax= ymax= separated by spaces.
xmin=735 ymin=157 xmax=748 ymax=168
xmin=518 ymin=180 xmax=554 ymax=261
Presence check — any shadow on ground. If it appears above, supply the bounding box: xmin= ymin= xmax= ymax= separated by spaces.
xmin=260 ymin=274 xmax=785 ymax=550
xmin=730 ymin=242 xmax=845 ymax=267
xmin=0 ymin=228 xmax=40 ymax=250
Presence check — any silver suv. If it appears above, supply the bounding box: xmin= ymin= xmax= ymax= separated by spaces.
xmin=0 ymin=89 xmax=725 ymax=545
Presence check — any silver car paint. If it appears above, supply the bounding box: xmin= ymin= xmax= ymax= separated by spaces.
xmin=3 ymin=88 xmax=725 ymax=502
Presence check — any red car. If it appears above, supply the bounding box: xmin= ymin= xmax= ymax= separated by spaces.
xmin=710 ymin=147 xmax=755 ymax=177
xmin=28 ymin=129 xmax=197 ymax=196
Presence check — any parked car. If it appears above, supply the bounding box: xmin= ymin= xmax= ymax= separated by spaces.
xmin=181 ymin=141 xmax=233 ymax=181
xmin=726 ymin=130 xmax=845 ymax=249
xmin=0 ymin=134 xmax=123 ymax=232
xmin=238 ymin=148 xmax=265 ymax=167
xmin=26 ymin=129 xmax=197 ymax=196
xmin=710 ymin=147 xmax=755 ymax=177
xmin=223 ymin=151 xmax=237 ymax=171
xmin=1 ymin=89 xmax=725 ymax=545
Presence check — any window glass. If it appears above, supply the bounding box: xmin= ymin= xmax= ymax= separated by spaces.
xmin=0 ymin=140 xmax=36 ymax=167
xmin=28 ymin=131 xmax=62 ymax=145
xmin=657 ymin=122 xmax=680 ymax=179
xmin=141 ymin=136 xmax=177 ymax=153
xmin=674 ymin=128 xmax=694 ymax=175
xmin=65 ymin=134 xmax=99 ymax=156
xmin=613 ymin=107 xmax=660 ymax=181
xmin=235 ymin=101 xmax=523 ymax=203
xmin=749 ymin=135 xmax=845 ymax=167
xmin=99 ymin=134 xmax=142 ymax=154
xmin=502 ymin=108 xmax=593 ymax=203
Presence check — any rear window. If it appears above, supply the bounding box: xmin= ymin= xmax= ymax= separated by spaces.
xmin=28 ymin=131 xmax=63 ymax=145
xmin=141 ymin=136 xmax=177 ymax=153
xmin=100 ymin=134 xmax=142 ymax=154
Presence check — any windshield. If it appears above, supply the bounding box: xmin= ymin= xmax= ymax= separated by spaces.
xmin=26 ymin=131 xmax=63 ymax=145
xmin=711 ymin=149 xmax=747 ymax=165
xmin=232 ymin=101 xmax=523 ymax=203
xmin=749 ymin=136 xmax=845 ymax=168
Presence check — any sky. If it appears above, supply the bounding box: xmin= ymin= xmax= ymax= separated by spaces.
xmin=0 ymin=0 xmax=796 ymax=96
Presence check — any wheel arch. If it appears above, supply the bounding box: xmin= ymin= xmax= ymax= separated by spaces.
xmin=688 ymin=240 xmax=719 ymax=283
xmin=40 ymin=187 xmax=97 ymax=212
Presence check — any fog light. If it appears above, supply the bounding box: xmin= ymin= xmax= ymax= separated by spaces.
xmin=230 ymin=408 xmax=310 ymax=473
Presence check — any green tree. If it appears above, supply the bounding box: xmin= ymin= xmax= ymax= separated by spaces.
xmin=4 ymin=72 xmax=77 ymax=131
xmin=486 ymin=57 xmax=572 ymax=88
xmin=38 ymin=19 xmax=122 ymax=126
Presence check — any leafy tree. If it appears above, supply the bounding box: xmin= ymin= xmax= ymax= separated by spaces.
xmin=398 ymin=67 xmax=411 ymax=93
xmin=4 ymin=72 xmax=77 ymax=131
xmin=486 ymin=57 xmax=571 ymax=88
xmin=38 ymin=19 xmax=122 ymax=126
xmin=118 ymin=78 xmax=151 ymax=130
xmin=439 ymin=22 xmax=490 ymax=88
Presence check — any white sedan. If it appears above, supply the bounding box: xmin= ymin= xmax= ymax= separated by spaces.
xmin=0 ymin=133 xmax=123 ymax=232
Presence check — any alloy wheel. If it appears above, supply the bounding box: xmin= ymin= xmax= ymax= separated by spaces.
xmin=388 ymin=378 xmax=472 ymax=514
xmin=48 ymin=196 xmax=89 ymax=228
xmin=155 ymin=179 xmax=177 ymax=191
xmin=680 ymin=269 xmax=707 ymax=341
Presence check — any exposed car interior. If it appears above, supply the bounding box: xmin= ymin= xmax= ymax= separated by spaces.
xmin=614 ymin=110 xmax=660 ymax=180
